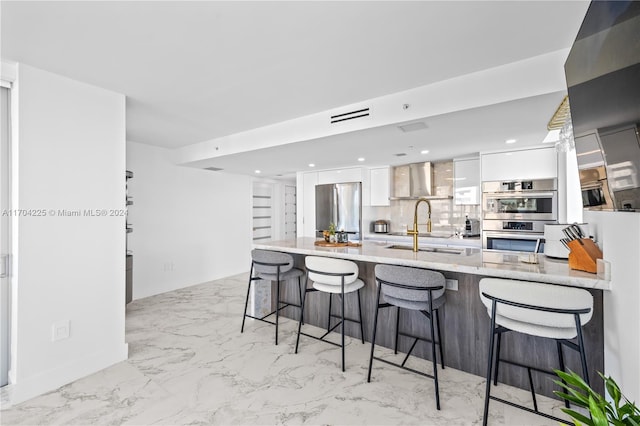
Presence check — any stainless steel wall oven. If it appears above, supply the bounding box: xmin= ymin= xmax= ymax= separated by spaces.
xmin=482 ymin=179 xmax=557 ymax=253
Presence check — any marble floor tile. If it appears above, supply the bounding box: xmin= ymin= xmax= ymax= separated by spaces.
xmin=1 ymin=273 xmax=573 ymax=425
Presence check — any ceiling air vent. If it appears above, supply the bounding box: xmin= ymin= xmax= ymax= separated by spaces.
xmin=204 ymin=166 xmax=224 ymax=172
xmin=330 ymin=107 xmax=370 ymax=124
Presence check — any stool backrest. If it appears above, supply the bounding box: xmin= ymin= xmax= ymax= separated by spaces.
xmin=305 ymin=256 xmax=359 ymax=286
xmin=479 ymin=278 xmax=593 ymax=329
xmin=251 ymin=249 xmax=294 ymax=275
xmin=375 ymin=264 xmax=445 ymax=302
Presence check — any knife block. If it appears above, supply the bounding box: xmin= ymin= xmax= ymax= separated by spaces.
xmin=567 ymin=239 xmax=603 ymax=273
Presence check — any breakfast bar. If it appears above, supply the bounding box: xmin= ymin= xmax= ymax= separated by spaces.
xmin=253 ymin=237 xmax=609 ymax=397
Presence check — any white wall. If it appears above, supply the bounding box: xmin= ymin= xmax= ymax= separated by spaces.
xmin=126 ymin=141 xmax=252 ymax=299
xmin=7 ymin=64 xmax=127 ymax=404
xmin=584 ymin=210 xmax=640 ymax=402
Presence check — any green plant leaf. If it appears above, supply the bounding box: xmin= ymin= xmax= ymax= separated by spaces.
xmin=589 ymin=395 xmax=609 ymax=426
xmin=604 ymin=374 xmax=622 ymax=409
xmin=562 ymin=408 xmax=593 ymax=426
xmin=554 ymin=383 xmax=591 ymax=408
xmin=561 ymin=407 xmax=593 ymax=426
xmin=555 ymin=390 xmax=590 ymax=408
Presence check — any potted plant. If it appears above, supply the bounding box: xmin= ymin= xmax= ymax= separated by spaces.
xmin=554 ymin=369 xmax=640 ymax=425
xmin=323 ymin=222 xmax=337 ymax=243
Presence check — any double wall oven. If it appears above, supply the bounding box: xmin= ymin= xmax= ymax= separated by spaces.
xmin=482 ymin=179 xmax=557 ymax=255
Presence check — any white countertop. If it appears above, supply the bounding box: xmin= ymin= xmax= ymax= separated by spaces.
xmin=253 ymin=237 xmax=611 ymax=291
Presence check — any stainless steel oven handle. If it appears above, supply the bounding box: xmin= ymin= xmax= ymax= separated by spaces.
xmin=483 ymin=232 xmax=544 ymax=240
xmin=483 ymin=191 xmax=556 ymax=199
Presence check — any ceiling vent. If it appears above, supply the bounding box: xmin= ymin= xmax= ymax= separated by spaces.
xmin=397 ymin=121 xmax=428 ymax=133
xmin=204 ymin=166 xmax=224 ymax=172
xmin=330 ymin=108 xmax=370 ymax=124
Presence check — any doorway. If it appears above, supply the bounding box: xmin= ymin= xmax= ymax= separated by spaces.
xmin=1 ymin=85 xmax=12 ymax=387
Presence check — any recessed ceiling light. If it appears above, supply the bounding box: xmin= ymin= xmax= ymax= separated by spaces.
xmin=308 ymin=163 xmax=315 ymax=167
xmin=357 ymin=157 xmax=365 ymax=162
xmin=420 ymin=150 xmax=430 ymax=155
xmin=254 ymin=170 xmax=261 ymax=174
xmin=505 ymin=139 xmax=517 ymax=144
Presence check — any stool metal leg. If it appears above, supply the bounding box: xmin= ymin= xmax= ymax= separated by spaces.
xmin=357 ymin=288 xmax=365 ymax=344
xmin=341 ymin=278 xmax=345 ymax=372
xmin=435 ymin=309 xmax=445 ymax=369
xmin=483 ymin=300 xmax=498 ymax=426
xmin=428 ymin=292 xmax=440 ymax=410
xmin=575 ymin=314 xmax=590 ymax=386
xmin=327 ymin=293 xmax=333 ymax=332
xmin=493 ymin=331 xmax=502 ymax=385
xmin=296 ymin=276 xmax=304 ymax=325
xmin=557 ymin=340 xmax=570 ymax=409
xmin=394 ymin=307 xmax=400 ymax=354
xmin=241 ymin=262 xmax=254 ymax=333
xmin=295 ymin=271 xmax=309 ymax=354
xmin=367 ymin=283 xmax=383 ymax=382
xmin=275 ymin=268 xmax=281 ymax=345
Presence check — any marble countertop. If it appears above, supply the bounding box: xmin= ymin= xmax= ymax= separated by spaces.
xmin=253 ymin=237 xmax=611 ymax=291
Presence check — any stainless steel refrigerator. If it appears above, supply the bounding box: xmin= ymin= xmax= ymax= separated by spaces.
xmin=315 ymin=182 xmax=362 ymax=240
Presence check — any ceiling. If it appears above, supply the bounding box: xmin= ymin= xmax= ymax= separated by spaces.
xmin=1 ymin=1 xmax=590 ymax=178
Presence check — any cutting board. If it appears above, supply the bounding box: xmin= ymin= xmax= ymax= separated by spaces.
xmin=314 ymin=240 xmax=362 ymax=247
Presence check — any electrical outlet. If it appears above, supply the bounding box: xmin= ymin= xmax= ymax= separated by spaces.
xmin=445 ymin=279 xmax=458 ymax=291
xmin=52 ymin=320 xmax=70 ymax=341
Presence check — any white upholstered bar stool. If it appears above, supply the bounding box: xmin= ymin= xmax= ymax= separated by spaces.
xmin=295 ymin=256 xmax=365 ymax=372
xmin=479 ymin=278 xmax=594 ymax=425
xmin=241 ymin=249 xmax=305 ymax=345
xmin=367 ymin=264 xmax=446 ymax=410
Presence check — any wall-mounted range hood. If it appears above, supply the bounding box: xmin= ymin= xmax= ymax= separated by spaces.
xmin=566 ymin=1 xmax=640 ymax=211
xmin=390 ymin=162 xmax=453 ymax=200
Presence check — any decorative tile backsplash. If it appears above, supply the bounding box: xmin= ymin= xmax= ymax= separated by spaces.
xmin=389 ymin=161 xmax=481 ymax=235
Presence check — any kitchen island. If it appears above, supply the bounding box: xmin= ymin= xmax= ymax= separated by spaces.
xmin=253 ymin=237 xmax=608 ymax=397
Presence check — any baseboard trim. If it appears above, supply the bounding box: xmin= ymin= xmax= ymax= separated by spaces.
xmin=1 ymin=343 xmax=128 ymax=409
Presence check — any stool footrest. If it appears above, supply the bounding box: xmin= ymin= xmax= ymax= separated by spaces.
xmin=489 ymin=396 xmax=566 ymax=423
xmin=242 ymin=315 xmax=277 ymax=326
xmin=497 ymin=358 xmax=557 ymax=377
xmin=373 ymin=356 xmax=436 ymax=380
xmin=297 ymin=331 xmax=346 ymax=349
xmin=249 ymin=301 xmax=301 ymax=321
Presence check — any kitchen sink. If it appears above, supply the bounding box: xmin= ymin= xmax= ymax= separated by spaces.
xmin=385 ymin=244 xmax=464 ymax=255
xmin=387 ymin=232 xmax=454 ymax=239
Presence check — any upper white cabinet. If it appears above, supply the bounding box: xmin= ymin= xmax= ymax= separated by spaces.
xmin=317 ymin=167 xmax=362 ymax=184
xmin=369 ymin=166 xmax=390 ymax=206
xmin=453 ymin=158 xmax=480 ymax=205
xmin=481 ymin=147 xmax=557 ymax=181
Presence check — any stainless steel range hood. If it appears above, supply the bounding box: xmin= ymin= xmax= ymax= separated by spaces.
xmin=389 ymin=162 xmax=452 ymax=200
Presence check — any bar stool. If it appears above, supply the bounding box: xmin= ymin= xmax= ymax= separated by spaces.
xmin=367 ymin=264 xmax=446 ymax=410
xmin=479 ymin=278 xmax=593 ymax=425
xmin=295 ymin=256 xmax=365 ymax=372
xmin=241 ymin=249 xmax=305 ymax=345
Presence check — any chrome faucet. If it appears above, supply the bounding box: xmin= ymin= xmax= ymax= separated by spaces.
xmin=407 ymin=198 xmax=432 ymax=252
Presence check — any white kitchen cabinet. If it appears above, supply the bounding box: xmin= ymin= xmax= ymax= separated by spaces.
xmin=481 ymin=147 xmax=557 ymax=181
xmin=453 ymin=158 xmax=480 ymax=205
xmin=317 ymin=167 xmax=362 ymax=184
xmin=369 ymin=166 xmax=390 ymax=206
